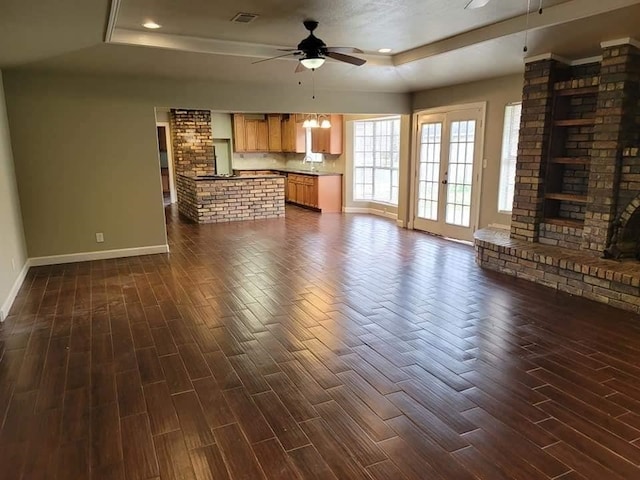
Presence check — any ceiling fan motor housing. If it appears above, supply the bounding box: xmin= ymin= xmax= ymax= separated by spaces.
xmin=297 ymin=34 xmax=327 ymax=58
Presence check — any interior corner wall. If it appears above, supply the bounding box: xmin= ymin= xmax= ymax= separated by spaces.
xmin=0 ymin=70 xmax=28 ymax=318
xmin=412 ymin=73 xmax=524 ymax=229
xmin=2 ymin=70 xmax=410 ymax=259
xmin=3 ymin=72 xmax=169 ymax=258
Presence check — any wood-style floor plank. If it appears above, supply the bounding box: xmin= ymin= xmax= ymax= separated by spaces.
xmin=2 ymin=204 xmax=640 ymax=479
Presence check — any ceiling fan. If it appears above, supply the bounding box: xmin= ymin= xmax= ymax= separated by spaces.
xmin=253 ymin=20 xmax=366 ymax=72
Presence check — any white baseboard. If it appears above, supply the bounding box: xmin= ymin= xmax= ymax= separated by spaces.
xmin=343 ymin=206 xmax=398 ymax=221
xmin=29 ymin=244 xmax=170 ymax=267
xmin=0 ymin=261 xmax=29 ymax=322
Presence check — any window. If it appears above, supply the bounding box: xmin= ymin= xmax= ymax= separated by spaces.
xmin=498 ymin=103 xmax=522 ymax=213
xmin=353 ymin=117 xmax=400 ymax=205
xmin=304 ymin=128 xmax=323 ymax=163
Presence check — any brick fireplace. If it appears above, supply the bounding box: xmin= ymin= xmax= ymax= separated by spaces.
xmin=475 ymin=39 xmax=640 ymax=312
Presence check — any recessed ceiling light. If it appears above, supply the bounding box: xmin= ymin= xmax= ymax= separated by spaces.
xmin=143 ymin=21 xmax=161 ymax=29
xmin=378 ymin=48 xmax=392 ymax=53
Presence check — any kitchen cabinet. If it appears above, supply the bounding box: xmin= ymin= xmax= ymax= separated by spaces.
xmin=232 ymin=114 xmax=246 ymax=152
xmin=244 ymin=119 xmax=269 ymax=152
xmin=281 ymin=115 xmax=306 ymax=153
xmin=286 ymin=173 xmax=342 ymax=213
xmin=267 ymin=114 xmax=283 ymax=152
xmin=311 ymin=115 xmax=343 ymax=154
xmin=232 ymin=114 xmax=269 ymax=152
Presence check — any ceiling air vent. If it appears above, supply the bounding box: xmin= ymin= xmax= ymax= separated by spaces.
xmin=231 ymin=13 xmax=259 ymax=24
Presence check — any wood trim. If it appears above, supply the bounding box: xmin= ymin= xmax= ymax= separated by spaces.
xmin=105 ymin=0 xmax=122 ymax=42
xmin=554 ymin=118 xmax=595 ymax=127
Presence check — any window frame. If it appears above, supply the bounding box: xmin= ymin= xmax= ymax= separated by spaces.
xmin=497 ymin=102 xmax=522 ymax=214
xmin=352 ymin=116 xmax=401 ymax=206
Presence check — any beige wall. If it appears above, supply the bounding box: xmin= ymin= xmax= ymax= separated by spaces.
xmin=5 ymin=72 xmax=169 ymax=257
xmin=3 ymin=70 xmax=410 ymax=258
xmin=412 ymin=73 xmax=524 ymax=229
xmin=0 ymin=70 xmax=27 ymax=318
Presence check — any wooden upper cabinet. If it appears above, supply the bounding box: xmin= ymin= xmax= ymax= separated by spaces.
xmin=281 ymin=115 xmax=306 ymax=153
xmin=236 ymin=116 xmax=269 ymax=152
xmin=232 ymin=114 xmax=246 ymax=152
xmin=267 ymin=114 xmax=282 ymax=152
xmin=233 ymin=112 xmax=341 ymax=154
xmin=311 ymin=115 xmax=343 ymax=154
xmin=256 ymin=120 xmax=269 ymax=151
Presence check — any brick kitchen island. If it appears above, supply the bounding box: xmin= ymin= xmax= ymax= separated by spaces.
xmin=176 ymin=174 xmax=286 ymax=224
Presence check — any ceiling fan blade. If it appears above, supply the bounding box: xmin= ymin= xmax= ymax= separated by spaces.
xmin=252 ymin=53 xmax=296 ymax=65
xmin=326 ymin=47 xmax=364 ymax=54
xmin=278 ymin=48 xmax=301 ymax=52
xmin=465 ymin=0 xmax=491 ymax=9
xmin=326 ymin=52 xmax=366 ymax=66
xmin=295 ymin=62 xmax=306 ymax=73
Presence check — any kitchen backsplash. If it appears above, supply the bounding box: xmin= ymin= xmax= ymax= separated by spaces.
xmin=231 ymin=152 xmax=344 ymax=173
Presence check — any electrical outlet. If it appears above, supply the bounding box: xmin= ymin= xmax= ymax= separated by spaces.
xmin=96 ymin=232 xmax=104 ymax=243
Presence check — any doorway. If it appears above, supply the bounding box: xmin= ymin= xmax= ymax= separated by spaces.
xmin=156 ymin=122 xmax=176 ymax=204
xmin=412 ymin=104 xmax=485 ymax=241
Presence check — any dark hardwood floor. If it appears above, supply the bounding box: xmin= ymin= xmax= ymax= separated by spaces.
xmin=2 ymin=204 xmax=640 ymax=479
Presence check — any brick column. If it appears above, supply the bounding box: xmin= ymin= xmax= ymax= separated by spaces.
xmin=511 ymin=58 xmax=565 ymax=242
xmin=169 ymin=109 xmax=215 ymax=177
xmin=581 ymin=43 xmax=640 ymax=253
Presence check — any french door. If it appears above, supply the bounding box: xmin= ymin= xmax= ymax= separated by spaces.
xmin=413 ymin=106 xmax=484 ymax=241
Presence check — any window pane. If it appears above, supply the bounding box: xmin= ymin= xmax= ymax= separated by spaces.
xmin=353 ymin=117 xmax=401 ymax=205
xmin=498 ymin=103 xmax=522 ymax=212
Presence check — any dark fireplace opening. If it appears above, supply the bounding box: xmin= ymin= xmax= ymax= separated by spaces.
xmin=604 ymin=208 xmax=640 ymax=260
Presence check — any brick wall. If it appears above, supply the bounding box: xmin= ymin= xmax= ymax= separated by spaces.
xmin=582 ymin=44 xmax=640 ymax=253
xmin=510 ymin=59 xmax=560 ymax=242
xmin=619 ymin=148 xmax=640 ymax=217
xmin=170 ymin=109 xmax=215 ymax=177
xmin=176 ymin=175 xmax=285 ymax=224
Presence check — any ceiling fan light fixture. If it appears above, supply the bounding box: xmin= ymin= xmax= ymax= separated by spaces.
xmin=300 ymin=57 xmax=325 ymax=70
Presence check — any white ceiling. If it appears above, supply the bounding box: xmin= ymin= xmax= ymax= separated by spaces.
xmin=116 ymin=0 xmax=570 ymax=53
xmin=3 ymin=0 xmax=640 ymax=93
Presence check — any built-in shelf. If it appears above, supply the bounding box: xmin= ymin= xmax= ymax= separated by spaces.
xmin=554 ymin=86 xmax=599 ymax=97
xmin=544 ymin=217 xmax=584 ymax=229
xmin=549 ymin=157 xmax=591 ymax=165
xmin=554 ymin=118 xmax=595 ymax=127
xmin=545 ymin=193 xmax=588 ymax=203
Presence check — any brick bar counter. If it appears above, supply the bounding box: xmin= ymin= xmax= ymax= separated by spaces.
xmin=176 ymin=174 xmax=285 ymax=224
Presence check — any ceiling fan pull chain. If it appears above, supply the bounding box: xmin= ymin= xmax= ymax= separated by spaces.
xmin=523 ymin=0 xmax=531 ymax=53
xmin=312 ymin=70 xmax=316 ymax=100
xmin=538 ymin=0 xmax=543 ymax=14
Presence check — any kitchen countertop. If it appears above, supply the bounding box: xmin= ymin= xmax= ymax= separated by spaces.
xmin=233 ymin=168 xmax=342 ymax=177
xmin=179 ymin=173 xmax=285 ymax=181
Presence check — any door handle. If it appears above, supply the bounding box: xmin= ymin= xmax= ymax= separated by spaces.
xmin=441 ymin=180 xmax=448 ymax=185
